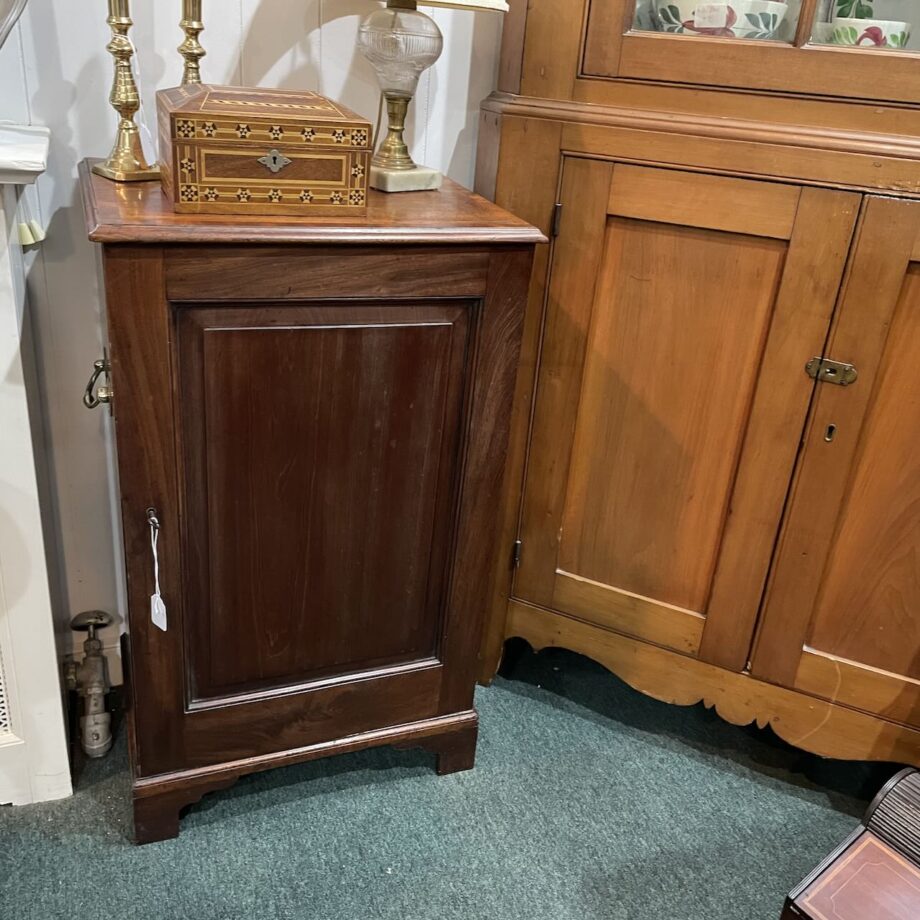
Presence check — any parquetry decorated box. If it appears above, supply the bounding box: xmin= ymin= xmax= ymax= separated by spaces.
xmin=157 ymin=85 xmax=371 ymax=217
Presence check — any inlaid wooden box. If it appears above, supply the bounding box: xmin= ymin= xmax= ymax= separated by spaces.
xmin=783 ymin=769 xmax=920 ymax=920
xmin=157 ymin=85 xmax=371 ymax=217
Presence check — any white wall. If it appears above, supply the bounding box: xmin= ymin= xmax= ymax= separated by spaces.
xmin=0 ymin=0 xmax=502 ymax=678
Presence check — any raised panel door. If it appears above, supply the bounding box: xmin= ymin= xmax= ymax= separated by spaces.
xmin=515 ymin=157 xmax=859 ymax=666
xmin=752 ymin=196 xmax=920 ymax=727
xmin=177 ymin=304 xmax=469 ymax=703
xmin=128 ymin=297 xmax=475 ymax=774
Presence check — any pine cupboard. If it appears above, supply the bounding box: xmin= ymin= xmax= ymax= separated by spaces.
xmin=476 ymin=0 xmax=920 ymax=764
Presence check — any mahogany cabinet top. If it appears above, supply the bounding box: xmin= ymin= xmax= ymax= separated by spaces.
xmin=80 ymin=159 xmax=544 ymax=247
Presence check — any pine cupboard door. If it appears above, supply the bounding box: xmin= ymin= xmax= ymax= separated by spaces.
xmin=514 ymin=158 xmax=859 ymax=667
xmin=751 ymin=196 xmax=920 ymax=728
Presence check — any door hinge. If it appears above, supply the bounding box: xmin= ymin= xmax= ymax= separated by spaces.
xmin=551 ymin=203 xmax=562 ymax=238
xmin=512 ymin=539 xmax=523 ymax=569
xmin=805 ymin=357 xmax=858 ymax=387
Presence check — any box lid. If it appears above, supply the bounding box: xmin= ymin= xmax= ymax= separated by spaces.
xmin=158 ymin=85 xmax=372 ymax=151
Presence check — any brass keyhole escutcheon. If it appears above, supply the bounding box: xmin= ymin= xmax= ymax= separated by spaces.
xmin=258 ymin=149 xmax=292 ymax=174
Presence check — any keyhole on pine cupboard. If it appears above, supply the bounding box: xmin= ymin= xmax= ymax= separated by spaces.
xmin=824 ymin=424 xmax=837 ymax=443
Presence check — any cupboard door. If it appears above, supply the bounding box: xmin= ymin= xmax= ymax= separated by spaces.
xmin=752 ymin=196 xmax=920 ymax=726
xmin=124 ymin=296 xmax=475 ymax=775
xmin=580 ymin=0 xmax=920 ymax=105
xmin=176 ymin=304 xmax=469 ymax=702
xmin=515 ymin=158 xmax=858 ymax=665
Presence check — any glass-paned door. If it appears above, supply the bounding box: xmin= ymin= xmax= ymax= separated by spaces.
xmin=809 ymin=0 xmax=916 ymax=49
xmin=633 ymin=0 xmax=804 ymax=42
xmin=583 ymin=0 xmax=920 ymax=102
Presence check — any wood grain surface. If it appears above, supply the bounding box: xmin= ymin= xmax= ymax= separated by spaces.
xmin=165 ymin=248 xmax=490 ymax=301
xmin=752 ymin=197 xmax=920 ymax=687
xmin=476 ymin=0 xmax=920 ymax=769
xmin=177 ymin=304 xmax=470 ymax=701
xmin=81 ymin=159 xmax=545 ymax=246
xmin=557 ymin=215 xmax=784 ymax=613
xmin=510 ymin=600 xmax=920 ymax=766
xmin=699 ymin=187 xmax=859 ymax=670
xmin=607 ymin=165 xmax=801 ymax=239
xmin=85 ymin=163 xmax=538 ymax=842
xmin=515 ymin=157 xmax=613 ymax=608
xmin=515 ymin=159 xmax=844 ymax=666
xmin=794 ymin=834 xmax=920 ymax=920
xmin=481 ymin=93 xmax=920 ymax=196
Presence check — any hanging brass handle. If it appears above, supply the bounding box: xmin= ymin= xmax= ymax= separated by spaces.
xmin=83 ymin=357 xmax=113 ymax=410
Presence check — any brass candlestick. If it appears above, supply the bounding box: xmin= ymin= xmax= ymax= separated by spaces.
xmin=374 ymin=94 xmax=415 ymax=171
xmin=179 ymin=0 xmax=205 ymax=85
xmin=93 ymin=0 xmax=158 ymax=182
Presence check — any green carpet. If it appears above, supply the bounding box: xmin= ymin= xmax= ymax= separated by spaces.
xmin=0 ymin=646 xmax=899 ymax=920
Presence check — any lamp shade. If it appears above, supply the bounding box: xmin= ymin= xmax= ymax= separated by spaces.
xmin=419 ymin=1 xmax=509 ymax=11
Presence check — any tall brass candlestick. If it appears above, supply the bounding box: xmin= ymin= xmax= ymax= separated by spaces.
xmin=179 ymin=0 xmax=205 ymax=85
xmin=93 ymin=0 xmax=159 ymax=181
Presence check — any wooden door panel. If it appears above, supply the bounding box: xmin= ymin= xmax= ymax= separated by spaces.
xmin=515 ymin=157 xmax=614 ymax=607
xmin=517 ymin=159 xmax=858 ymax=664
xmin=753 ymin=197 xmax=920 ymax=725
xmin=177 ymin=304 xmax=470 ymax=700
xmin=558 ymin=218 xmax=786 ymax=612
xmin=607 ymin=165 xmax=801 ymax=239
xmin=552 ymin=571 xmax=703 ymax=653
xmin=699 ymin=187 xmax=860 ymax=668
xmin=183 ymin=665 xmax=443 ymax=766
xmin=809 ymin=269 xmax=920 ymax=678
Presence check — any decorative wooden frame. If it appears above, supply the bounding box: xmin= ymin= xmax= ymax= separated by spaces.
xmin=509 ymin=0 xmax=920 ymax=105
xmin=586 ymin=25 xmax=920 ymax=106
xmin=511 ymin=600 xmax=920 ymax=766
xmin=500 ymin=0 xmax=920 ymax=133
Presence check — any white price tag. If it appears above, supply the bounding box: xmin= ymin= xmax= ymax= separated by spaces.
xmin=693 ymin=3 xmax=729 ymax=27
xmin=148 ymin=509 xmax=167 ymax=632
xmin=151 ymin=594 xmax=167 ymax=632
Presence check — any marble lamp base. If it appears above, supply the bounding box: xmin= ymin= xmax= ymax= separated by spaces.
xmin=370 ymin=163 xmax=443 ymax=193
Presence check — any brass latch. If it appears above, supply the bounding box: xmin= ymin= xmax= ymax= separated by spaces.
xmin=83 ymin=356 xmax=113 ymax=410
xmin=805 ymin=357 xmax=858 ymax=387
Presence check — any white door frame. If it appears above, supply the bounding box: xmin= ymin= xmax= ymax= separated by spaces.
xmin=0 ymin=123 xmax=71 ymax=805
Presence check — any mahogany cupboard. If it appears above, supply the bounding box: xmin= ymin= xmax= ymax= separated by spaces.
xmin=476 ymin=0 xmax=920 ymax=764
xmin=80 ymin=161 xmax=541 ymax=843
